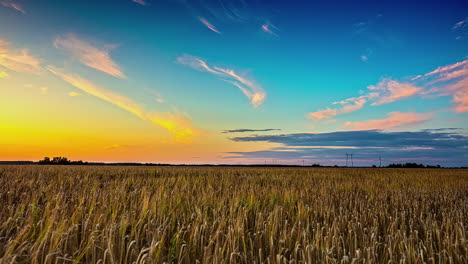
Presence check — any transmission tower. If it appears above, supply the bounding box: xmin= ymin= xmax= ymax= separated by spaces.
xmin=346 ymin=154 xmax=354 ymax=167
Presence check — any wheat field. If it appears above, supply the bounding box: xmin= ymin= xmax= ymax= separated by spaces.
xmin=0 ymin=165 xmax=467 ymax=263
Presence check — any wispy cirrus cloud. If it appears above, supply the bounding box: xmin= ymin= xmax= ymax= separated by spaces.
xmin=452 ymin=79 xmax=468 ymax=113
xmin=452 ymin=17 xmax=468 ymax=39
xmin=417 ymin=59 xmax=468 ymax=113
xmin=368 ymin=79 xmax=422 ymax=105
xmin=308 ymin=79 xmax=421 ymax=120
xmin=0 ymin=40 xmax=41 ymax=74
xmin=131 ymin=0 xmax=146 ymax=6
xmin=1 ymin=0 xmax=26 ymax=14
xmin=417 ymin=60 xmax=468 ymax=80
xmin=261 ymin=23 xmax=278 ymax=36
xmin=54 ymin=33 xmax=126 ymax=78
xmin=344 ymin=111 xmax=432 ymax=130
xmin=199 ymin=17 xmax=221 ymax=34
xmin=47 ymin=66 xmax=196 ymax=143
xmin=182 ymin=0 xmax=251 ymax=23
xmin=222 ymin=128 xmax=281 ymax=133
xmin=177 ymin=54 xmax=266 ymax=107
xmin=308 ymin=59 xmax=468 ymax=121
xmin=308 ymin=96 xmax=367 ymax=119
xmin=453 ymin=18 xmax=467 ymax=30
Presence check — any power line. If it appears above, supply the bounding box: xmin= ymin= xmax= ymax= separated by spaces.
xmin=345 ymin=154 xmax=354 ymax=167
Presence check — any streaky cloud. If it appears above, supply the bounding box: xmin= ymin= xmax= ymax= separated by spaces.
xmin=230 ymin=130 xmax=468 ymax=148
xmin=420 ymin=59 xmax=468 ymax=79
xmin=308 ymin=59 xmax=468 ymax=121
xmin=261 ymin=23 xmax=278 ymax=36
xmin=222 ymin=128 xmax=281 ymax=133
xmin=452 ymin=17 xmax=467 ymax=30
xmin=308 ymin=96 xmax=367 ymax=120
xmin=177 ymin=54 xmax=266 ymax=107
xmin=132 ymin=0 xmax=146 ymax=6
xmin=344 ymin=111 xmax=432 ymax=130
xmin=199 ymin=17 xmax=221 ymax=34
xmin=421 ymin=128 xmax=460 ymax=132
xmin=419 ymin=59 xmax=468 ymax=113
xmin=227 ymin=130 xmax=468 ymax=166
xmin=54 ymin=33 xmax=126 ymax=78
xmin=0 ymin=39 xmax=41 ymax=74
xmin=453 ymin=82 xmax=468 ymax=113
xmin=368 ymin=79 xmax=422 ymax=105
xmin=1 ymin=0 xmax=26 ymax=14
xmin=47 ymin=66 xmax=196 ymax=143
xmin=307 ymin=79 xmax=422 ymax=120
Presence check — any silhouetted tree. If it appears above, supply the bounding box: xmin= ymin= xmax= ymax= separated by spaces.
xmin=38 ymin=157 xmax=51 ymax=164
xmin=386 ymin=163 xmax=441 ymax=168
xmin=38 ymin=157 xmax=88 ymax=165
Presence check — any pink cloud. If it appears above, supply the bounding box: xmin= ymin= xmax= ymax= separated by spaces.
xmin=132 ymin=0 xmax=146 ymax=6
xmin=1 ymin=0 xmax=26 ymax=14
xmin=54 ymin=33 xmax=125 ymax=78
xmin=308 ymin=96 xmax=367 ymax=119
xmin=344 ymin=111 xmax=432 ymax=130
xmin=446 ymin=78 xmax=468 ymax=113
xmin=453 ymin=88 xmax=468 ymax=113
xmin=0 ymin=39 xmax=41 ymax=74
xmin=308 ymin=59 xmax=468 ymax=123
xmin=261 ymin=23 xmax=278 ymax=36
xmin=368 ymin=79 xmax=422 ymax=105
xmin=423 ymin=60 xmax=468 ymax=112
xmin=307 ymin=79 xmax=422 ymax=121
xmin=177 ymin=54 xmax=266 ymax=107
xmin=422 ymin=59 xmax=468 ymax=79
xmin=308 ymin=108 xmax=339 ymax=119
xmin=199 ymin=17 xmax=220 ymax=34
xmin=452 ymin=18 xmax=467 ymax=30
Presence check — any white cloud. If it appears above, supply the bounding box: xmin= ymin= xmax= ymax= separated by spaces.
xmin=177 ymin=54 xmax=266 ymax=107
xmin=54 ymin=33 xmax=125 ymax=78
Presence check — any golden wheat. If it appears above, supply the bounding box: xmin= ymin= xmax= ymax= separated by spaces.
xmin=0 ymin=165 xmax=467 ymax=263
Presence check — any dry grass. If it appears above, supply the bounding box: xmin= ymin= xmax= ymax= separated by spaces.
xmin=0 ymin=165 xmax=467 ymax=263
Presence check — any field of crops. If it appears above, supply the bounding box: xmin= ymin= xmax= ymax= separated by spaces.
xmin=0 ymin=165 xmax=467 ymax=263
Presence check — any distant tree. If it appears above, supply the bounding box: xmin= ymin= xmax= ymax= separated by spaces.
xmin=386 ymin=163 xmax=441 ymax=168
xmin=38 ymin=157 xmax=51 ymax=164
xmin=38 ymin=157 xmax=88 ymax=165
xmin=52 ymin=156 xmax=69 ymax=164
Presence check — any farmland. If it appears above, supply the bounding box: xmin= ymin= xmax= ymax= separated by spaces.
xmin=0 ymin=165 xmax=467 ymax=263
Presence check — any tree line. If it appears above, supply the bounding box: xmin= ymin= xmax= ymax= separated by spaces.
xmin=38 ymin=157 xmax=88 ymax=165
xmin=386 ymin=163 xmax=441 ymax=168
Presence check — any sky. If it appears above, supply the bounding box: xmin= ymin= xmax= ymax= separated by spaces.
xmin=0 ymin=0 xmax=467 ymax=166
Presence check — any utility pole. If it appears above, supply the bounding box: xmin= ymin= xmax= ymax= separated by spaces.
xmin=379 ymin=155 xmax=382 ymax=168
xmin=302 ymin=160 xmax=305 ymax=166
xmin=346 ymin=154 xmax=354 ymax=167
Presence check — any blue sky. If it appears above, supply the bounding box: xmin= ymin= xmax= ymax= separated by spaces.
xmin=0 ymin=0 xmax=467 ymax=166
